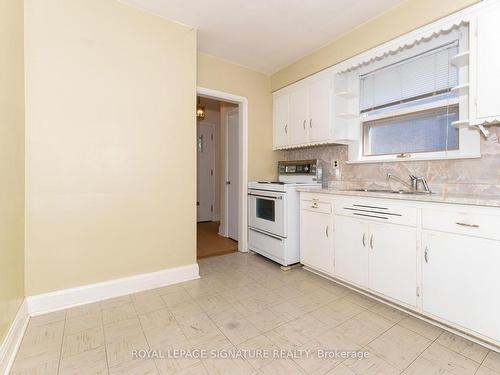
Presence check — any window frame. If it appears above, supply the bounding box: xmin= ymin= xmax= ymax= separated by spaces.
xmin=347 ymin=24 xmax=480 ymax=164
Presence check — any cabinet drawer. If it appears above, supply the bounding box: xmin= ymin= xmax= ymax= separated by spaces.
xmin=334 ymin=197 xmax=417 ymax=226
xmin=300 ymin=197 xmax=332 ymax=214
xmin=422 ymin=207 xmax=500 ymax=241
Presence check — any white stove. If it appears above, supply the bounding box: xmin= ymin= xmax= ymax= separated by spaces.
xmin=247 ymin=160 xmax=323 ymax=269
xmin=248 ymin=181 xmax=319 ymax=192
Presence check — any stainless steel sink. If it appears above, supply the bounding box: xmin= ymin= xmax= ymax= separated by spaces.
xmin=343 ymin=188 xmax=432 ymax=195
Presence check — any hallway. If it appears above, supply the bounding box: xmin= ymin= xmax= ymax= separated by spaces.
xmin=197 ymin=221 xmax=237 ymax=259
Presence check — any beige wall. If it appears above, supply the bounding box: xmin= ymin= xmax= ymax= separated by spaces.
xmin=271 ymin=0 xmax=479 ymax=91
xmin=24 ymin=0 xmax=197 ymax=295
xmin=197 ymin=53 xmax=279 ymax=181
xmin=0 ymin=0 xmax=25 ymax=342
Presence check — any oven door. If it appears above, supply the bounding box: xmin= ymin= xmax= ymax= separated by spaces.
xmin=248 ymin=189 xmax=286 ymax=237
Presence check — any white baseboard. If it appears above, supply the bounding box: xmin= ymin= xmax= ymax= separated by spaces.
xmin=27 ymin=263 xmax=199 ymax=316
xmin=0 ymin=300 xmax=29 ymax=375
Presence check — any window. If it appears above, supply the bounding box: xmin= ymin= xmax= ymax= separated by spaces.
xmin=340 ymin=23 xmax=479 ymax=163
xmin=363 ymin=106 xmax=459 ymax=156
xmin=256 ymin=198 xmax=275 ymax=222
xmin=360 ymin=42 xmax=461 ymax=158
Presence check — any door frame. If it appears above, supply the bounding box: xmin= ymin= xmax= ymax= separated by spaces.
xmin=224 ymin=107 xmax=239 ymax=240
xmin=196 ymin=122 xmax=216 ymax=222
xmin=196 ymin=87 xmax=248 ymax=253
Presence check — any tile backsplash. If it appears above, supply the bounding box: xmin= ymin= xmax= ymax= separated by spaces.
xmin=283 ymin=126 xmax=500 ymax=195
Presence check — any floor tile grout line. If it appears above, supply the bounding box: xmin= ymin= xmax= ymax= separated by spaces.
xmin=100 ymin=309 xmax=111 ymax=375
xmin=129 ymin=295 xmax=160 ymax=375
xmin=55 ymin=312 xmax=67 ymax=375
xmin=395 ymin=328 xmax=440 ymax=375
xmin=349 ymin=313 xmax=436 ymax=374
xmin=436 ymin=331 xmax=491 ymax=367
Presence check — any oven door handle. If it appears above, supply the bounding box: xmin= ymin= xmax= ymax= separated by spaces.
xmin=249 ymin=227 xmax=284 ymax=241
xmin=248 ymin=193 xmax=283 ymax=200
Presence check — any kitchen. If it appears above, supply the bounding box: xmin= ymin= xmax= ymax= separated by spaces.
xmin=1 ymin=0 xmax=500 ymax=374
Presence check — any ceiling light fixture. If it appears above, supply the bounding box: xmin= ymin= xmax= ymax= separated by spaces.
xmin=197 ymin=97 xmax=205 ymax=121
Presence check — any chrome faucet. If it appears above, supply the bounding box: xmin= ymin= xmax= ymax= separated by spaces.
xmin=387 ymin=173 xmax=432 ymax=194
xmin=387 ymin=173 xmax=414 ymax=191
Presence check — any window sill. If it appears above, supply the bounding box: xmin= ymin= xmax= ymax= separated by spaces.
xmin=346 ymin=153 xmax=481 ymax=164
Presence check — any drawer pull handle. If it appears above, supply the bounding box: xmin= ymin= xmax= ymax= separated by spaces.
xmin=424 ymin=246 xmax=429 ymax=263
xmin=370 ymin=234 xmax=374 ymax=250
xmin=362 ymin=233 xmax=366 ymax=247
xmin=456 ymin=222 xmax=479 ymax=228
xmin=326 ymin=225 xmax=329 ymax=238
xmin=311 ymin=203 xmax=319 ymax=209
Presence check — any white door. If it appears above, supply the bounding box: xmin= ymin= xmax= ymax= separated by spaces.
xmin=334 ymin=216 xmax=369 ymax=287
xmin=273 ymin=93 xmax=289 ymax=148
xmin=474 ymin=3 xmax=500 ymax=121
xmin=289 ymin=85 xmax=309 ymax=145
xmin=226 ymin=108 xmax=239 ymax=241
xmin=197 ymin=123 xmax=215 ymax=222
xmin=308 ymin=78 xmax=332 ymax=142
xmin=422 ymin=231 xmax=500 ymax=342
xmin=369 ymin=223 xmax=417 ymax=306
xmin=300 ymin=210 xmax=333 ymax=274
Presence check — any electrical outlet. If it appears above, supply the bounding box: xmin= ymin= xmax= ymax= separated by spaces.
xmin=332 ymin=160 xmax=339 ymax=168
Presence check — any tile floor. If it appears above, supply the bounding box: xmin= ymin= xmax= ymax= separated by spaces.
xmin=10 ymin=252 xmax=500 ymax=375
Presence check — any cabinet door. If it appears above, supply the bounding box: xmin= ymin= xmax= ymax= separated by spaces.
xmin=300 ymin=210 xmax=333 ymax=274
xmin=473 ymin=3 xmax=500 ymax=122
xmin=289 ymin=85 xmax=309 ymax=145
xmin=369 ymin=223 xmax=417 ymax=306
xmin=422 ymin=232 xmax=500 ymax=342
xmin=273 ymin=93 xmax=289 ymax=148
xmin=308 ymin=78 xmax=332 ymax=142
xmin=334 ymin=216 xmax=368 ymax=287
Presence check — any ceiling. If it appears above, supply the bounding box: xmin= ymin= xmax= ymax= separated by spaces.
xmin=121 ymin=0 xmax=403 ymax=74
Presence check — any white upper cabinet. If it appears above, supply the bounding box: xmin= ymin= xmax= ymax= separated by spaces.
xmin=308 ymin=77 xmax=333 ymax=143
xmin=273 ymin=92 xmax=289 ymax=148
xmin=289 ymin=85 xmax=309 ymax=145
xmin=272 ymin=73 xmax=334 ymax=149
xmin=470 ymin=1 xmax=500 ymax=125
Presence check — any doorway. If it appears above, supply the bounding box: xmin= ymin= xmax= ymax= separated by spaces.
xmin=196 ymin=93 xmax=246 ymax=259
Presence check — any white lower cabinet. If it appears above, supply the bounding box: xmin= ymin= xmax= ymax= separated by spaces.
xmin=369 ymin=223 xmax=417 ymax=307
xmin=300 ymin=208 xmax=333 ymax=274
xmin=422 ymin=231 xmax=500 ymax=342
xmin=300 ymin=192 xmax=500 ymax=347
xmin=334 ymin=216 xmax=369 ymax=288
xmin=333 ymin=216 xmax=417 ymax=305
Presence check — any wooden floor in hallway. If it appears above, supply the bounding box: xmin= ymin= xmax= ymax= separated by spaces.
xmin=197 ymin=221 xmax=237 ymax=259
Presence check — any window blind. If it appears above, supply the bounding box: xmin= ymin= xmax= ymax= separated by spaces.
xmin=360 ymin=43 xmax=459 ymax=112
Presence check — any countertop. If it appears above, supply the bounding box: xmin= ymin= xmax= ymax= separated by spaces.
xmin=297 ymin=187 xmax=500 ymax=208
